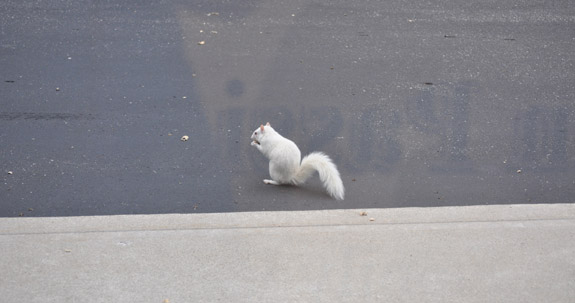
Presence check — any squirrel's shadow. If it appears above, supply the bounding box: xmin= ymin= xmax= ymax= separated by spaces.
xmin=264 ymin=179 xmax=336 ymax=201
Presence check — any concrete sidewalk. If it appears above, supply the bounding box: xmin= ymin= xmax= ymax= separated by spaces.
xmin=1 ymin=204 xmax=574 ymax=302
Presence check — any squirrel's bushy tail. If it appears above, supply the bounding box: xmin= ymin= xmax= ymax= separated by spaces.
xmin=292 ymin=152 xmax=345 ymax=200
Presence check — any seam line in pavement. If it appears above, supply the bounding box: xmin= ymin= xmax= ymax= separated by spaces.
xmin=2 ymin=217 xmax=573 ymax=236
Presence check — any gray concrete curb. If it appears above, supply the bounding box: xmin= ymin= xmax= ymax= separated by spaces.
xmin=1 ymin=204 xmax=574 ymax=303
xmin=1 ymin=203 xmax=574 ymax=234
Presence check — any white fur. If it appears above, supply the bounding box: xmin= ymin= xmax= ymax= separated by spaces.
xmin=251 ymin=123 xmax=345 ymax=200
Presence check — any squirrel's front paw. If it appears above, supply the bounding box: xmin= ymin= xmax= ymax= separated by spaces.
xmin=251 ymin=141 xmax=258 ymax=146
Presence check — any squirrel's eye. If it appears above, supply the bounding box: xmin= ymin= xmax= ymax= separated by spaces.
xmin=254 ymin=132 xmax=257 ymax=135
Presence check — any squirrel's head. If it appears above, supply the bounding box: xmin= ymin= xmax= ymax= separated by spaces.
xmin=251 ymin=122 xmax=274 ymax=145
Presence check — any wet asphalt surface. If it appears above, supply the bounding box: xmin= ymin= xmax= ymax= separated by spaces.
xmin=1 ymin=0 xmax=574 ymax=217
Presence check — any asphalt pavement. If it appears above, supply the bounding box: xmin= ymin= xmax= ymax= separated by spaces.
xmin=1 ymin=1 xmax=574 ymax=216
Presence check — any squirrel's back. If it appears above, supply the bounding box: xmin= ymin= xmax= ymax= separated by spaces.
xmin=266 ymin=136 xmax=301 ymax=183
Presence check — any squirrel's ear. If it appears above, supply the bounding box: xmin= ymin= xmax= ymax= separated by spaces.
xmin=260 ymin=124 xmax=265 ymax=132
xmin=266 ymin=122 xmax=270 ymax=126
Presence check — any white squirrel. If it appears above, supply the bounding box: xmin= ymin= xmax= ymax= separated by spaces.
xmin=250 ymin=122 xmax=345 ymax=200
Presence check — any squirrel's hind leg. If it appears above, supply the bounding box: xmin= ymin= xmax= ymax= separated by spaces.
xmin=263 ymin=179 xmax=280 ymax=185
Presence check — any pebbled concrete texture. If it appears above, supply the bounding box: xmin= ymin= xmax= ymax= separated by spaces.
xmin=1 ymin=204 xmax=574 ymax=302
